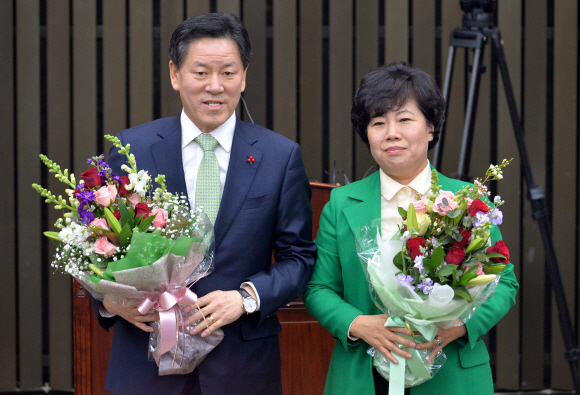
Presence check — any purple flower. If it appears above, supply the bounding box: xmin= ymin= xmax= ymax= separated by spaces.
xmin=397 ymin=274 xmax=413 ymax=286
xmin=489 ymin=208 xmax=503 ymax=225
xmin=418 ymin=278 xmax=434 ymax=294
xmin=472 ymin=212 xmax=490 ymax=228
xmin=78 ymin=208 xmax=95 ymax=225
xmin=76 ymin=189 xmax=96 ymax=210
xmin=413 ymin=255 xmax=425 ymax=274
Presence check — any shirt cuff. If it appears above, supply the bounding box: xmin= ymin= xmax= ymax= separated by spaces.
xmin=347 ymin=315 xmax=362 ymax=341
xmin=99 ymin=303 xmax=116 ymax=318
xmin=241 ymin=281 xmax=261 ymax=311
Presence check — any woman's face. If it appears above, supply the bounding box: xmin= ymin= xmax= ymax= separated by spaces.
xmin=367 ymin=98 xmax=434 ymax=184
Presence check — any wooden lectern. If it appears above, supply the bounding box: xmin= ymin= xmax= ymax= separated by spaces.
xmin=72 ymin=182 xmax=337 ymax=395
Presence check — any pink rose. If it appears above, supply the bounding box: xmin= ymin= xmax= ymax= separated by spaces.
xmin=465 ymin=197 xmax=473 ymax=211
xmin=475 ymin=262 xmax=485 ymax=276
xmin=150 ymin=208 xmax=168 ymax=228
xmin=94 ymin=185 xmax=117 ymax=207
xmin=412 ymin=201 xmax=427 ymax=214
xmin=433 ymin=190 xmax=459 ymax=216
xmin=89 ymin=218 xmax=110 ymax=236
xmin=94 ymin=236 xmax=117 ymax=256
xmin=127 ymin=193 xmax=142 ymax=209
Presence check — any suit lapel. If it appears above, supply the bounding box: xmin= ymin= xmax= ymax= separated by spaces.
xmin=213 ymin=119 xmax=262 ymax=249
xmin=150 ymin=116 xmax=188 ymax=197
xmin=343 ymin=171 xmax=381 ymax=235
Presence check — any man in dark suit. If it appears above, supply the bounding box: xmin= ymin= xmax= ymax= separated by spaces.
xmin=94 ymin=13 xmax=316 ymax=395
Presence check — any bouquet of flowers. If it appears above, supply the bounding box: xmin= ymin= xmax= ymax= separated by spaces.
xmin=33 ymin=135 xmax=223 ymax=375
xmin=355 ymin=160 xmax=512 ymax=392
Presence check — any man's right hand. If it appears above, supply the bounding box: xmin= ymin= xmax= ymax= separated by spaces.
xmin=102 ymin=294 xmax=159 ymax=332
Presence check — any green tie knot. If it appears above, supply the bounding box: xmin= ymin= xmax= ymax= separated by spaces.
xmin=195 ymin=133 xmax=219 ymax=152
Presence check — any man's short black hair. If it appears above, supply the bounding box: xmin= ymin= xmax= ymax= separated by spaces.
xmin=169 ymin=13 xmax=252 ymax=70
xmin=351 ymin=62 xmax=445 ymax=151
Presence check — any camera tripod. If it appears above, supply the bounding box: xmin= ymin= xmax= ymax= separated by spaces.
xmin=432 ymin=22 xmax=580 ymax=393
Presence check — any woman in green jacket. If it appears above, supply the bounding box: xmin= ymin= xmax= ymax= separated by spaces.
xmin=302 ymin=62 xmax=518 ymax=395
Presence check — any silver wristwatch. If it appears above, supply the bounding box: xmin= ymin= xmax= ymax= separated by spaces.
xmin=238 ymin=288 xmax=257 ymax=314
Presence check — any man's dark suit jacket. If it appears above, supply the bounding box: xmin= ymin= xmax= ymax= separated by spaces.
xmin=92 ymin=115 xmax=317 ymax=395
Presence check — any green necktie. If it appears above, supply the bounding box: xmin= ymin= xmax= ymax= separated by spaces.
xmin=195 ymin=133 xmax=220 ymax=224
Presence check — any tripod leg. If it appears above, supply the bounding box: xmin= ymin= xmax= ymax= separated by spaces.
xmin=457 ymin=45 xmax=485 ymax=181
xmin=433 ymin=45 xmax=456 ymax=169
xmin=492 ymin=30 xmax=580 ymax=393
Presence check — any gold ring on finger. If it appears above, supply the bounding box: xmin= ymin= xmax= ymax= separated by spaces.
xmin=209 ymin=315 xmax=215 ymax=325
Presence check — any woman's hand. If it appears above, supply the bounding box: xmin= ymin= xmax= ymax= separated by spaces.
xmin=350 ymin=314 xmax=424 ymax=364
xmin=415 ymin=324 xmax=467 ymax=363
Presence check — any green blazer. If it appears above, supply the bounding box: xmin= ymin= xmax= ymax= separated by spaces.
xmin=303 ymin=170 xmax=519 ymax=395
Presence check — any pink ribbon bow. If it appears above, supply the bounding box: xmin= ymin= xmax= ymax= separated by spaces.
xmin=137 ymin=288 xmax=198 ymax=356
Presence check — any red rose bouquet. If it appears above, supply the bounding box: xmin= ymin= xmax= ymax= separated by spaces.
xmin=32 ymin=135 xmax=223 ymax=375
xmin=355 ymin=159 xmax=512 ymax=393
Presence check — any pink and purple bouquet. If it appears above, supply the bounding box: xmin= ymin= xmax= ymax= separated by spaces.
xmin=355 ymin=159 xmax=512 ymax=391
xmin=33 ymin=135 xmax=222 ymax=375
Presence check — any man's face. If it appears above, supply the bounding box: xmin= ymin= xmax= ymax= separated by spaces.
xmin=169 ymin=38 xmax=247 ymax=133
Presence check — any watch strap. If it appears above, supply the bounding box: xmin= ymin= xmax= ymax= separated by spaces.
xmin=238 ymin=288 xmax=251 ymax=299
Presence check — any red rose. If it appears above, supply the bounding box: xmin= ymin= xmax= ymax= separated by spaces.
xmin=445 ymin=247 xmax=466 ymax=265
xmin=406 ymin=237 xmax=426 ymax=259
xmin=134 ymin=202 xmax=150 ymax=218
xmin=452 ymin=228 xmax=472 ymax=249
xmin=486 ymin=240 xmax=510 ymax=264
xmin=80 ymin=167 xmax=102 ymax=188
xmin=468 ymin=198 xmax=489 ymax=217
xmin=112 ymin=211 xmax=121 ymax=221
xmin=118 ymin=176 xmax=130 ymax=197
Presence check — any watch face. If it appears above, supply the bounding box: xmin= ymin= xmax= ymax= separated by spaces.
xmin=243 ymin=298 xmax=257 ymax=313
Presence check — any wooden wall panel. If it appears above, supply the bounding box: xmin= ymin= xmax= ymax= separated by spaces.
xmin=299 ymin=0 xmax=324 ymax=181
xmin=412 ymin=0 xmax=435 ymax=78
xmin=0 ymin=0 xmax=17 ymax=388
xmin=551 ymin=0 xmax=577 ymax=390
xmin=16 ymin=0 xmax=42 ymax=388
xmin=329 ymin=1 xmax=353 ymax=183
xmin=47 ymin=0 xmax=73 ymax=389
xmin=160 ymin=0 xmax=184 ymax=118
xmin=73 ymin=0 xmax=97 ymax=172
xmin=520 ymin=0 xmax=548 ymax=390
xmin=436 ymin=1 xmax=465 ymax=176
xmin=187 ymin=0 xmax=210 ymax=17
xmin=242 ymin=1 xmax=267 ymax=128
xmin=273 ymin=0 xmax=297 ymax=141
xmin=103 ymin=0 xmax=127 ymax=151
xmin=129 ymin=0 xmax=153 ymax=127
xmin=494 ymin=0 xmax=523 ymax=389
xmin=217 ymin=0 xmax=240 ymax=16
xmin=385 ymin=0 xmax=409 ymax=64
xmin=354 ymin=0 xmax=379 ymax=181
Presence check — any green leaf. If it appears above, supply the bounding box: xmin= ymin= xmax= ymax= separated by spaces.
xmin=453 ymin=287 xmax=473 ymax=302
xmin=43 ymin=231 xmax=62 ymax=242
xmin=118 ymin=198 xmax=134 ymax=229
xmin=431 ymin=246 xmax=445 ymax=267
xmin=437 ymin=264 xmax=456 ymax=278
xmin=483 ymin=264 xmax=506 ymax=275
xmin=458 ymin=271 xmax=478 ymax=286
xmin=398 ymin=206 xmax=408 ymax=219
xmin=438 ymin=235 xmax=453 ymax=245
xmin=446 ymin=208 xmax=463 ymax=219
xmin=486 ymin=253 xmax=506 ymax=259
xmin=137 ymin=214 xmax=156 ymax=233
xmin=422 ymin=257 xmax=434 ymax=274
xmin=103 ymin=207 xmax=122 ymax=235
xmin=119 ymin=223 xmax=132 ymax=247
xmin=134 ymin=213 xmax=146 ymax=225
xmin=89 ymin=254 xmax=109 ymax=268
xmin=392 ymin=251 xmax=404 ymax=272
xmin=88 ymin=264 xmax=105 ymax=278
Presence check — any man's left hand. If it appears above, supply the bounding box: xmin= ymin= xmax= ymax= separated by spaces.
xmin=183 ymin=290 xmax=245 ymax=337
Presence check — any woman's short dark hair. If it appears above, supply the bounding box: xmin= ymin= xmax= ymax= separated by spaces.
xmin=169 ymin=13 xmax=252 ymax=70
xmin=351 ymin=62 xmax=445 ymax=151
